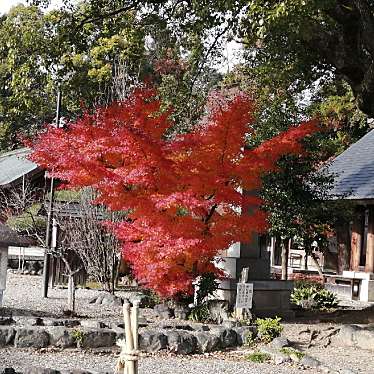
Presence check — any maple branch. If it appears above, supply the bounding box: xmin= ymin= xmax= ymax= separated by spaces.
xmin=204 ymin=203 xmax=217 ymax=224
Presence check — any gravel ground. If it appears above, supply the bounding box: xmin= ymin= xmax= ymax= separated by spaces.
xmin=0 ymin=348 xmax=315 ymax=374
xmin=2 ymin=272 xmax=140 ymax=322
xmin=1 ymin=273 xmax=374 ymax=373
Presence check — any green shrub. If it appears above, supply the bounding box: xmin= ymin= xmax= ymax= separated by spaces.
xmin=71 ymin=329 xmax=84 ymax=346
xmin=291 ymin=285 xmax=338 ymax=310
xmin=255 ymin=316 xmax=283 ymax=343
xmin=188 ymin=303 xmax=209 ymax=322
xmin=246 ymin=352 xmax=271 ymax=363
xmin=188 ymin=272 xmax=219 ymax=322
xmin=294 ymin=279 xmax=323 ymax=291
xmin=244 ymin=330 xmax=256 ymax=347
xmin=195 ymin=272 xmax=219 ymax=305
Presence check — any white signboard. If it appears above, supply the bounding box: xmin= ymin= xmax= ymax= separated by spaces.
xmin=235 ymin=283 xmax=253 ymax=309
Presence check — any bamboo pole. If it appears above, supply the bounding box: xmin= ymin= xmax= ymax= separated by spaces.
xmin=131 ymin=301 xmax=139 ymax=373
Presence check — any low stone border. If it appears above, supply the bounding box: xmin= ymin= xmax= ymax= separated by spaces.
xmin=257 ymin=337 xmax=357 ymax=374
xmin=1 ymin=367 xmax=109 ymax=374
xmin=331 ymin=325 xmax=374 ymax=351
xmin=0 ymin=316 xmax=256 ymax=353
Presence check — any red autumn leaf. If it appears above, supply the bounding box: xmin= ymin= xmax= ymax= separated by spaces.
xmin=30 ymin=87 xmax=318 ymax=297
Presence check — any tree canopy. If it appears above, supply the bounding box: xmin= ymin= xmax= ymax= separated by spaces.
xmin=30 ymin=87 xmax=317 ymax=297
xmin=33 ymin=0 xmax=374 ymax=118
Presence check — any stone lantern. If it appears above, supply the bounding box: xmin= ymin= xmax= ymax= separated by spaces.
xmin=0 ymin=223 xmax=32 ymax=306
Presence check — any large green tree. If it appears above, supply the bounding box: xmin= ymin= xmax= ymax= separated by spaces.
xmin=1 ymin=3 xmax=221 ymax=150
xmin=35 ymin=0 xmax=374 ymax=118
xmin=0 ymin=4 xmax=147 ymax=150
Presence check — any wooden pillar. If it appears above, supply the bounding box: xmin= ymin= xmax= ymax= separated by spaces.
xmin=351 ymin=208 xmax=363 ymax=271
xmin=281 ymin=238 xmax=290 ymax=280
xmin=336 ymin=223 xmax=351 ymax=274
xmin=365 ymin=207 xmax=374 ymax=273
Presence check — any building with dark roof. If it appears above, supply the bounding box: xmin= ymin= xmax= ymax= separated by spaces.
xmin=326 ymin=130 xmax=374 ymax=301
xmin=328 ymin=129 xmax=374 ymax=201
xmin=0 ymin=148 xmax=42 ymax=188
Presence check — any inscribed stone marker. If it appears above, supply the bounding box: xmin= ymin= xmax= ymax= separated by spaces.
xmin=235 ymin=283 xmax=253 ymax=309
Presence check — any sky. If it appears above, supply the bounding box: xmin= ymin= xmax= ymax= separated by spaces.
xmin=0 ymin=0 xmax=62 ymax=15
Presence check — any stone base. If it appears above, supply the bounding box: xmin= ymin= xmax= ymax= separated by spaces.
xmin=326 ymin=271 xmax=374 ymax=302
xmin=217 ymin=279 xmax=295 ymax=319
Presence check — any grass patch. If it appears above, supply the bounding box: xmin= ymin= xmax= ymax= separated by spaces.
xmin=280 ymin=347 xmax=305 ymax=360
xmin=246 ymin=352 xmax=271 ymax=363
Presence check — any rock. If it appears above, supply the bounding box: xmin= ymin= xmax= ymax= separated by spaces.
xmin=110 ymin=325 xmax=126 ymax=340
xmin=193 ymin=331 xmax=220 ymax=353
xmin=259 ymin=346 xmax=290 ymax=364
xmin=80 ymin=320 xmax=107 ymax=329
xmin=139 ymin=330 xmax=167 ymax=353
xmin=101 ymin=294 xmax=116 ymax=305
xmin=43 ymin=319 xmax=63 ymax=327
xmin=88 ymin=296 xmax=98 ymax=304
xmin=269 ymin=336 xmax=290 ymax=349
xmin=211 ymin=327 xmax=237 ymax=348
xmin=94 ymin=294 xmax=105 ymax=305
xmin=274 ymin=352 xmax=291 ymax=365
xmin=0 ymin=318 xmax=13 ymax=326
xmin=47 ymin=327 xmax=75 ymax=348
xmin=0 ymin=368 xmax=17 ymax=374
xmin=222 ymin=320 xmax=238 ymax=329
xmin=80 ymin=329 xmax=116 ymax=348
xmin=206 ymin=300 xmax=230 ymax=324
xmin=233 ymin=326 xmax=256 ymax=346
xmin=62 ymin=320 xmax=80 ymax=328
xmin=166 ymin=330 xmax=197 ymax=354
xmin=332 ymin=325 xmax=361 ymax=348
xmin=354 ymin=328 xmax=374 ymax=350
xmin=174 ymin=305 xmax=190 ymax=320
xmin=129 ymin=294 xmax=149 ymax=308
xmin=197 ymin=325 xmax=210 ymax=332
xmin=12 ymin=317 xmax=43 ymax=326
xmin=24 ymin=368 xmax=61 ymax=374
xmin=14 ymin=328 xmax=50 ymax=348
xmin=300 ymin=355 xmax=322 ymax=369
xmin=0 ymin=327 xmax=15 ymax=347
xmin=154 ymin=304 xmax=173 ymax=319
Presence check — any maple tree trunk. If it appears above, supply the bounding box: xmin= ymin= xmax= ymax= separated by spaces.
xmin=281 ymin=239 xmax=289 ymax=280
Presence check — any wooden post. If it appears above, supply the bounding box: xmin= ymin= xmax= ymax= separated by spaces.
xmin=281 ymin=239 xmax=289 ymax=280
xmin=131 ymin=301 xmax=139 ymax=373
xmin=270 ymin=237 xmax=276 ymax=268
xmin=336 ymin=223 xmax=351 ymax=274
xmin=366 ymin=208 xmax=374 ymax=273
xmin=351 ymin=209 xmax=363 ymax=271
xmin=67 ymin=275 xmax=75 ymax=312
xmin=117 ymin=300 xmax=139 ymax=374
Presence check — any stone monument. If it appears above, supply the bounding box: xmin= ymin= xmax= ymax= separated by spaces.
xmin=217 ymin=232 xmax=295 ymax=318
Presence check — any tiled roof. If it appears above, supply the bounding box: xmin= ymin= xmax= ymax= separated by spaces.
xmin=0 ymin=222 xmax=32 ymax=247
xmin=0 ymin=148 xmax=39 ymax=187
xmin=328 ymin=130 xmax=374 ymax=200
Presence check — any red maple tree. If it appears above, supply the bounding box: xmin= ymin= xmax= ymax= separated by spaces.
xmin=30 ymin=87 xmax=318 ymax=297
